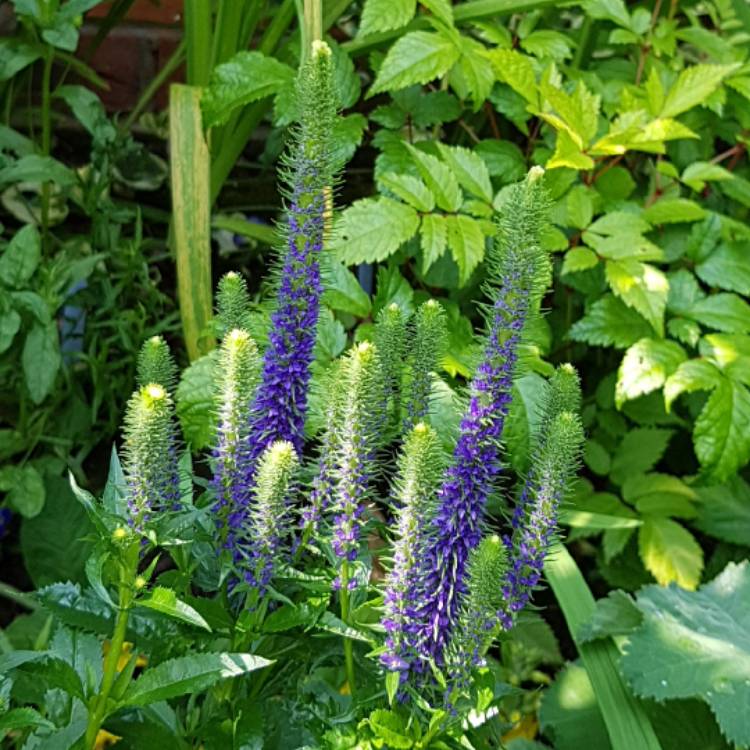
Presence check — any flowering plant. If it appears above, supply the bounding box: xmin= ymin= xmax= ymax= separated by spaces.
xmin=0 ymin=40 xmax=583 ymax=750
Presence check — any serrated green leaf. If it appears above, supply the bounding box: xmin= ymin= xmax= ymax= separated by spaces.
xmin=369 ymin=30 xmax=459 ymax=96
xmin=616 ymin=338 xmax=686 ymax=408
xmin=121 ymin=652 xmax=273 ymax=707
xmin=699 ymin=333 xmax=750 ymax=384
xmin=445 ymin=214 xmax=485 ymax=285
xmin=378 ymin=172 xmax=435 ymax=211
xmin=0 ymin=707 xmax=54 ymax=733
xmin=623 ymin=473 xmax=697 ymax=519
xmin=606 ymin=260 xmax=669 ymax=336
xmin=638 ymin=516 xmax=703 ymax=589
xmin=487 ymin=48 xmax=538 ymax=106
xmin=406 ymin=144 xmax=462 ymax=211
xmin=475 ymin=139 xmax=527 ymax=183
xmin=453 ymin=36 xmax=495 ymax=108
xmin=548 ymin=128 xmax=595 ymax=170
xmin=420 ymin=213 xmax=448 ymax=272
xmin=663 ymin=359 xmax=721 ymax=411
xmin=696 ymin=242 xmax=750 ymax=296
xmin=562 ymin=246 xmax=598 ymax=274
xmin=570 ymin=295 xmax=652 ymax=349
xmin=694 ymin=377 xmax=750 ymax=480
xmin=331 ymin=197 xmax=420 ymax=264
xmin=644 ymin=198 xmax=706 ymax=225
xmin=621 ymin=561 xmax=750 ymax=745
xmin=321 ymin=259 xmax=372 ymax=318
xmin=436 ymin=143 xmax=493 ymax=203
xmin=610 ymin=428 xmax=674 ymax=484
xmin=175 ymin=350 xmax=218 ymax=451
xmin=201 ymin=52 xmax=294 ymax=129
xmin=578 ymin=590 xmax=643 ymax=643
xmin=695 ymin=477 xmax=750 ymax=546
xmin=138 ymin=587 xmax=212 ymax=631
xmin=681 ymin=161 xmax=733 ymax=191
xmin=660 ymin=63 xmax=740 ymax=118
xmin=687 ymin=293 xmax=750 ymax=334
xmin=359 ymin=0 xmax=416 ymax=37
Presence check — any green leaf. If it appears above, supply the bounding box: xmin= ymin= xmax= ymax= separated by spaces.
xmin=695 ymin=477 xmax=750 ymax=546
xmin=621 ymin=561 xmax=750 ymax=746
xmin=565 ymin=185 xmax=594 ymax=229
xmin=0 ymin=225 xmax=40 ymax=288
xmin=0 ymin=707 xmax=54 ymax=733
xmin=644 ymin=198 xmax=706 ymax=225
xmin=321 ymin=259 xmax=372 ymax=318
xmin=175 ymin=350 xmax=219 ymax=451
xmin=660 ymin=63 xmax=740 ymax=118
xmin=0 ymin=38 xmax=43 ymax=80
xmin=616 ymin=338 xmax=686 ymax=408
xmin=121 ymin=653 xmax=273 ymax=707
xmin=700 ymin=333 xmax=750 ymax=384
xmin=544 ymin=544 xmax=663 ymax=750
xmin=436 ymin=143 xmax=493 ymax=203
xmin=623 ymin=473 xmax=697 ymax=519
xmin=21 ymin=473 xmax=92 ymax=586
xmin=562 ymin=247 xmax=598 ymax=274
xmin=638 ymin=516 xmax=703 ymax=589
xmin=453 ymin=37 xmax=495 ymax=108
xmin=606 ymin=260 xmax=669 ymax=336
xmin=547 ymin=128 xmax=595 ymax=170
xmin=687 ymin=293 xmax=750 ymax=334
xmin=696 ymin=242 xmax=750 ymax=296
xmin=487 ymin=48 xmax=538 ymax=106
xmin=369 ymin=30 xmax=459 ymax=96
xmin=420 ymin=213 xmax=448 ymax=272
xmin=444 ymin=214 xmax=485 ymax=286
xmin=0 ymin=309 xmax=21 ymax=354
xmin=378 ymin=172 xmax=435 ymax=211
xmin=201 ymin=52 xmax=295 ymax=129
xmin=578 ymin=590 xmax=643 ymax=644
xmin=570 ymin=295 xmax=652 ymax=349
xmin=475 ymin=139 xmax=527 ymax=183
xmin=0 ymin=154 xmax=76 ymax=186
xmin=331 ymin=197 xmax=420 ymax=264
xmin=664 ymin=359 xmax=721 ymax=410
xmin=406 ymin=144 xmax=462 ymax=211
xmin=365 ymin=709 xmax=415 ymax=748
xmin=681 ymin=161 xmax=733 ymax=192
xmin=22 ymin=322 xmax=61 ymax=405
xmin=694 ymin=377 xmax=750 ymax=480
xmin=359 ymin=0 xmax=415 ymax=37
xmin=521 ymin=29 xmax=574 ymax=61
xmin=0 ymin=465 xmax=44 ymax=519
xmin=610 ymin=428 xmax=674 ymax=485
xmin=138 ymin=587 xmax=212 ymax=631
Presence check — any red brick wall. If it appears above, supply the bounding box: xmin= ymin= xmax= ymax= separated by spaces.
xmin=81 ymin=0 xmax=185 ymax=112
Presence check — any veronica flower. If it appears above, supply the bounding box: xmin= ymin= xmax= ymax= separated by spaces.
xmin=374 ymin=303 xmax=406 ymax=435
xmin=412 ymin=167 xmax=550 ymax=665
xmin=381 ymin=422 xmax=443 ymax=673
xmin=122 ymin=382 xmax=179 ymax=527
xmin=235 ymin=440 xmax=298 ymax=594
xmin=212 ymin=328 xmax=261 ymax=542
xmin=245 ymin=41 xmax=337 ymax=467
xmin=136 ymin=335 xmax=177 ymax=395
xmin=498 ymin=374 xmax=583 ymax=630
xmin=445 ymin=534 xmax=507 ymax=691
xmin=331 ymin=342 xmax=381 ymax=578
xmin=403 ymin=300 xmax=447 ymax=430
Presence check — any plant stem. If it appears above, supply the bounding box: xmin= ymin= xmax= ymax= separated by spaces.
xmin=40 ymin=47 xmax=53 ymax=254
xmin=339 ymin=560 xmax=356 ymax=696
xmin=122 ymin=39 xmax=186 ymax=132
xmin=83 ymin=542 xmax=139 ymax=750
xmin=0 ymin=581 xmax=39 ymax=610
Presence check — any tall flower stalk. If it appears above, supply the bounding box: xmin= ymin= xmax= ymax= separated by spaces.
xmin=410 ymin=168 xmax=550 ymax=667
xmin=381 ymin=423 xmax=443 ymax=674
xmin=244 ymin=40 xmax=337 ymax=467
xmin=212 ymin=328 xmax=261 ymax=544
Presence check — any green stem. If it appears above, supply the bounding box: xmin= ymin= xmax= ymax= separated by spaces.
xmin=40 ymin=48 xmax=53 ymax=255
xmin=83 ymin=542 xmax=139 ymax=750
xmin=122 ymin=39 xmax=186 ymax=132
xmin=0 ymin=581 xmax=39 ymax=610
xmin=184 ymin=0 xmax=213 ymax=86
xmin=339 ymin=560 xmax=356 ymax=695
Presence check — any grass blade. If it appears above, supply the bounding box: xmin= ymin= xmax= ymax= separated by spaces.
xmin=544 ymin=543 xmax=663 ymax=750
xmin=169 ymin=84 xmax=215 ymax=361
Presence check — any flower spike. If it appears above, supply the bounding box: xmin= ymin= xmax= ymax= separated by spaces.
xmin=245 ymin=41 xmax=338 ymax=467
xmin=136 ymin=336 xmax=177 ymax=395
